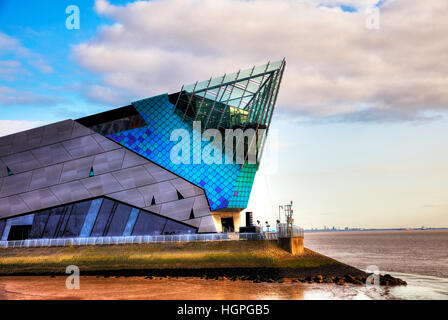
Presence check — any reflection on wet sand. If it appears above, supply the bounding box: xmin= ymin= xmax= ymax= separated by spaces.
xmin=0 ymin=276 xmax=309 ymax=300
xmin=1 ymin=274 xmax=445 ymax=300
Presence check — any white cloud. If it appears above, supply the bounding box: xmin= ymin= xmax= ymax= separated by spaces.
xmin=0 ymin=32 xmax=53 ymax=74
xmin=0 ymin=120 xmax=45 ymax=137
xmin=73 ymin=0 xmax=448 ymax=122
xmin=0 ymin=86 xmax=66 ymax=106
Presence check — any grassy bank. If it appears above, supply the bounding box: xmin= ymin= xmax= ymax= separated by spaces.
xmin=0 ymin=240 xmax=364 ymax=278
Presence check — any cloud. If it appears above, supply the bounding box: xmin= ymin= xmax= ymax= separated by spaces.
xmin=0 ymin=120 xmax=45 ymax=137
xmin=0 ymin=32 xmax=53 ymax=74
xmin=72 ymin=0 xmax=448 ymax=122
xmin=0 ymin=86 xmax=66 ymax=107
xmin=85 ymin=84 xmax=131 ymax=105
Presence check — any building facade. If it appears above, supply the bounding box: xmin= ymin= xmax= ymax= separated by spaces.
xmin=0 ymin=60 xmax=285 ymax=241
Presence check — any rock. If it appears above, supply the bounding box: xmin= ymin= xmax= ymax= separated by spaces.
xmin=344 ymin=274 xmax=356 ymax=284
xmin=316 ymin=275 xmax=323 ymax=281
xmin=324 ymin=277 xmax=333 ymax=284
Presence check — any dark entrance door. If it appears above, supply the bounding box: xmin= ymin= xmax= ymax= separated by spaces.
xmin=7 ymin=225 xmax=32 ymax=241
xmin=221 ymin=218 xmax=234 ymax=233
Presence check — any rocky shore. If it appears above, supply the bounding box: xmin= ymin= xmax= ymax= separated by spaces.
xmin=46 ymin=266 xmax=407 ymax=287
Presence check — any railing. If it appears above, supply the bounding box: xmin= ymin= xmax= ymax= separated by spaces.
xmin=277 ymin=224 xmax=304 ymax=238
xmin=0 ymin=232 xmax=279 ymax=249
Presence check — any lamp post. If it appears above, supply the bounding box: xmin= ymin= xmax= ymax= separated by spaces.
xmin=278 ymin=205 xmax=283 ymax=223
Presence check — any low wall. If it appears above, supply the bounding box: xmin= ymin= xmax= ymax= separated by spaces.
xmin=277 ymin=237 xmax=304 ymax=255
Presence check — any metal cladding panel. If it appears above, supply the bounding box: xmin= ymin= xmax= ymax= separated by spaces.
xmin=108 ymin=189 xmax=146 ymax=208
xmin=143 ymin=163 xmax=177 ymax=182
xmin=28 ymin=164 xmax=64 ymax=191
xmin=41 ymin=120 xmax=74 ymax=145
xmin=31 ymin=143 xmax=72 ymax=167
xmin=91 ymin=134 xmax=122 ymax=152
xmin=0 ymin=119 xmax=212 ymax=233
xmin=20 ymin=188 xmax=61 ymax=211
xmin=80 ymin=173 xmax=124 ymax=197
xmin=10 ymin=126 xmax=44 ymax=154
xmin=62 ymin=135 xmax=103 ymax=158
xmin=121 ymin=150 xmax=148 ymax=168
xmin=142 ymin=204 xmax=162 ymax=214
xmin=0 ymin=171 xmax=33 ymax=197
xmin=192 ymin=195 xmax=212 ymax=218
xmin=183 ymin=217 xmax=202 ymax=228
xmin=71 ymin=121 xmax=94 ymax=138
xmin=112 ymin=166 xmax=156 ymax=189
xmin=0 ymin=134 xmax=13 ymax=157
xmin=137 ymin=181 xmax=178 ymax=204
xmin=50 ymin=180 xmax=92 ymax=203
xmin=92 ymin=149 xmax=125 ymax=175
xmin=159 ymin=198 xmax=195 ymax=221
xmin=0 ymin=159 xmax=7 ymax=178
xmin=198 ymin=215 xmax=217 ymax=233
xmin=59 ymin=156 xmax=94 ymax=184
xmin=170 ymin=178 xmax=203 ymax=198
xmin=1 ymin=150 xmax=41 ymax=174
xmin=0 ymin=195 xmax=30 ymax=218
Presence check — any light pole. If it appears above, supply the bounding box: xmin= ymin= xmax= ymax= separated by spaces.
xmin=278 ymin=205 xmax=283 ymax=223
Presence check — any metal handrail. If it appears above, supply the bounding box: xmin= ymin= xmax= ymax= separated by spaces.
xmin=0 ymin=232 xmax=279 ymax=248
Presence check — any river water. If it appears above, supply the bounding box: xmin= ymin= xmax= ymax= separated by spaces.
xmin=0 ymin=230 xmax=446 ymax=300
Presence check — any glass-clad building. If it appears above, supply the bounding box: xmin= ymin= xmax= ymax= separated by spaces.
xmin=0 ymin=60 xmax=285 ymax=241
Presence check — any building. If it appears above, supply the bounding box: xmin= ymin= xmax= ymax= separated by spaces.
xmin=0 ymin=60 xmax=285 ymax=241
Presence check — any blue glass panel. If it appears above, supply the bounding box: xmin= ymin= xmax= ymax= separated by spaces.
xmin=106 ymin=203 xmax=132 ymax=236
xmin=108 ymin=94 xmax=256 ymax=210
xmin=29 ymin=211 xmax=50 ymax=239
xmin=0 ymin=220 xmax=5 ymax=240
xmin=42 ymin=208 xmax=65 ymax=239
xmin=62 ymin=200 xmax=92 ymax=238
xmin=79 ymin=198 xmax=103 ymax=237
xmin=123 ymin=208 xmax=139 ymax=236
xmin=90 ymin=198 xmax=115 ymax=237
xmin=132 ymin=211 xmax=167 ymax=236
xmin=162 ymin=220 xmax=195 ymax=235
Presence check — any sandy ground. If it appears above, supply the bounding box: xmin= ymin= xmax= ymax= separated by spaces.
xmin=0 ymin=276 xmax=314 ymax=300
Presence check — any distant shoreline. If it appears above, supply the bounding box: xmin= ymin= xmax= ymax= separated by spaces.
xmin=304 ymin=228 xmax=448 ymax=234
